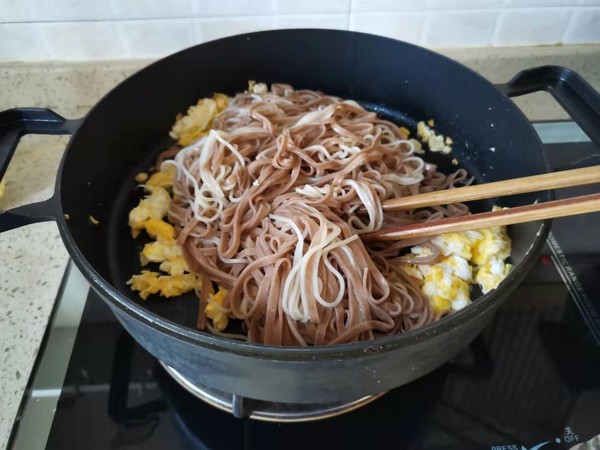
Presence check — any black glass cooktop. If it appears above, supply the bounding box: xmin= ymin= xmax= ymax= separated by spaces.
xmin=8 ymin=124 xmax=600 ymax=450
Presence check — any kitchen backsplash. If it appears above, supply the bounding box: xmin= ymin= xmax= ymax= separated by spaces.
xmin=1 ymin=0 xmax=599 ymax=62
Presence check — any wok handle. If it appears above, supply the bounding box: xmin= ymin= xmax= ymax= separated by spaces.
xmin=497 ymin=65 xmax=600 ymax=146
xmin=0 ymin=108 xmax=81 ymax=232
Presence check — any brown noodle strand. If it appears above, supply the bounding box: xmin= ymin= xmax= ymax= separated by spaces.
xmin=164 ymin=84 xmax=470 ymax=345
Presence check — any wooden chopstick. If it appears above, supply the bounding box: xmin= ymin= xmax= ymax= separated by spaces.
xmin=361 ymin=192 xmax=600 ymax=241
xmin=382 ymin=165 xmax=600 ymax=212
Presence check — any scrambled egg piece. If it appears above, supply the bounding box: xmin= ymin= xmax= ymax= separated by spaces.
xmin=206 ymin=287 xmax=229 ymax=331
xmin=441 ymin=254 xmax=472 ymax=281
xmin=400 ymin=211 xmax=512 ymax=315
xmin=145 ymin=164 xmax=176 ymax=188
xmin=248 ymin=80 xmax=268 ymax=94
xmin=135 ymin=172 xmax=149 ymax=183
xmin=128 ymin=98 xmax=235 ymax=333
xmin=170 ymin=93 xmax=230 ymax=146
xmin=422 ymin=255 xmax=472 ymax=314
xmin=399 ymin=262 xmax=425 ymax=283
xmin=144 ymin=217 xmax=175 ymax=240
xmin=128 ymin=186 xmax=172 ymax=237
xmin=471 ymin=228 xmax=511 ymax=266
xmin=432 ymin=231 xmax=481 ymax=260
xmin=128 ymin=168 xmax=192 ymax=297
xmin=127 ymin=271 xmax=197 ymax=300
xmin=416 ymin=120 xmax=452 ymax=154
xmin=138 ymin=218 xmax=189 ymax=276
xmin=141 ymin=240 xmax=188 ymax=276
xmin=476 ymin=257 xmax=512 ymax=294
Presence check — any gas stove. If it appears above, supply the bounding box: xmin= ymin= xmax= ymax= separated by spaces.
xmin=8 ymin=122 xmax=600 ymax=450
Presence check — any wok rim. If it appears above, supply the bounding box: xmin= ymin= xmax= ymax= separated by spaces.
xmin=54 ymin=29 xmax=552 ymax=361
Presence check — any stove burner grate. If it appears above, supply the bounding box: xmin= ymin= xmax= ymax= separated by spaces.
xmin=160 ymin=362 xmax=385 ymax=422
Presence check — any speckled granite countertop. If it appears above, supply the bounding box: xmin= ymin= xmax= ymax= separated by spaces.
xmin=0 ymin=44 xmax=599 ymax=449
xmin=0 ymin=135 xmax=71 ymax=447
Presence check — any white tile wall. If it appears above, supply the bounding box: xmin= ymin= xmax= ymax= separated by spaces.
xmin=504 ymin=0 xmax=579 ymax=6
xmin=0 ymin=24 xmax=49 ymax=61
xmin=119 ymin=19 xmax=196 ymax=59
xmin=0 ymin=0 xmax=598 ymax=62
xmin=41 ymin=22 xmax=126 ymax=60
xmin=351 ymin=0 xmax=423 ymax=12
xmin=493 ymin=8 xmax=572 ymax=46
xmin=273 ymin=0 xmax=349 ymax=15
xmin=26 ymin=1 xmax=116 ymax=22
xmin=563 ymin=7 xmax=600 ymax=43
xmin=110 ymin=0 xmax=197 ymax=21
xmin=426 ymin=0 xmax=500 ymax=10
xmin=189 ymin=1 xmax=274 ymax=18
xmin=272 ymin=14 xmax=348 ymax=30
xmin=1 ymin=1 xmax=34 ymax=23
xmin=192 ymin=16 xmax=273 ymax=43
xmin=349 ymin=12 xmax=425 ymax=43
xmin=423 ymin=10 xmax=499 ymax=47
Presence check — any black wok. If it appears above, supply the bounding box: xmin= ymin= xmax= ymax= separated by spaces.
xmin=2 ymin=30 xmax=599 ymax=409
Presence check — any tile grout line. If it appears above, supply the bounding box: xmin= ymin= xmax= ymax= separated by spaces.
xmin=347 ymin=0 xmax=352 ymax=30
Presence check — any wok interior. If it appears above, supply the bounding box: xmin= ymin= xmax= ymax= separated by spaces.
xmin=59 ymin=30 xmax=549 ymax=337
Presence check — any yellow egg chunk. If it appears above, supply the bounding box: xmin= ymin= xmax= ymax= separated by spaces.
xmin=170 ymin=93 xmax=230 ymax=146
xmin=411 ymin=245 xmax=433 ymax=257
xmin=416 ymin=121 xmax=433 ymax=142
xmin=128 ymin=93 xmax=234 ymax=302
xmin=140 ymin=239 xmax=189 ymax=275
xmin=441 ymin=255 xmax=473 ymax=282
xmin=127 ymin=271 xmax=196 ymax=300
xmin=159 ymin=258 xmax=188 ymax=277
xmin=471 ymin=228 xmax=511 ymax=266
xmin=432 ymin=232 xmax=480 ymax=260
xmin=206 ymin=287 xmax=230 ymax=331
xmin=247 ymin=81 xmax=269 ymax=94
xmin=430 ymin=296 xmax=452 ymax=315
xmin=421 ymin=261 xmax=471 ymax=315
xmin=158 ymin=274 xmax=197 ymax=297
xmin=212 ymin=93 xmax=230 ymax=111
xmin=399 ymin=263 xmax=424 ymax=285
xmin=144 ymin=218 xmax=175 ymax=241
xmin=404 ymin=246 xmax=434 ymax=278
xmin=471 ymin=206 xmax=511 ymax=266
xmin=145 ymin=165 xmax=176 ymax=189
xmin=127 ymin=271 xmax=162 ymax=299
xmin=141 ymin=240 xmax=181 ymax=263
xmin=135 ymin=172 xmax=149 ymax=183
xmin=128 ymin=146 xmax=200 ymax=299
xmin=172 ymin=99 xmax=217 ymax=146
xmin=407 ymin=212 xmax=512 ymax=315
xmin=475 ymin=257 xmax=512 ymax=294
xmin=128 ymin=186 xmax=171 ymax=235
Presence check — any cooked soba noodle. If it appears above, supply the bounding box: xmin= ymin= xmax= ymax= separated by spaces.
xmin=162 ymin=84 xmax=470 ymax=346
